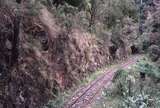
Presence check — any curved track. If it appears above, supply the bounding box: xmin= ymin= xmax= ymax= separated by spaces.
xmin=64 ymin=56 xmax=141 ymax=108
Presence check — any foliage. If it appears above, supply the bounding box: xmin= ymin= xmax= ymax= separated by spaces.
xmin=25 ymin=0 xmax=42 ymax=16
xmin=142 ymin=39 xmax=150 ymax=51
xmin=43 ymin=89 xmax=70 ymax=108
xmin=148 ymin=45 xmax=160 ymax=62
xmin=44 ymin=94 xmax=65 ymax=108
xmin=120 ymin=92 xmax=150 ymax=108
xmin=112 ymin=69 xmax=128 ymax=83
xmin=53 ymin=2 xmax=78 ymax=30
xmin=103 ymin=0 xmax=138 ymax=29
xmin=136 ymin=58 xmax=160 ymax=79
xmin=97 ymin=59 xmax=160 ymax=108
xmin=44 ymin=0 xmax=138 ymax=32
xmin=112 ymin=69 xmax=136 ymax=98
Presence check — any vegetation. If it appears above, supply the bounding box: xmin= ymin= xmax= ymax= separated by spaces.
xmin=136 ymin=58 xmax=160 ymax=79
xmin=0 ymin=0 xmax=160 ymax=108
xmin=92 ymin=57 xmax=160 ymax=108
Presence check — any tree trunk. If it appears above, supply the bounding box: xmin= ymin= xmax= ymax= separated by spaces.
xmin=89 ymin=0 xmax=97 ymax=28
xmin=10 ymin=16 xmax=21 ymax=67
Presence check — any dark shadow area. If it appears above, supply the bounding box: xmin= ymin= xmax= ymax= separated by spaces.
xmin=131 ymin=45 xmax=139 ymax=54
xmin=16 ymin=0 xmax=22 ymax=4
xmin=109 ymin=45 xmax=117 ymax=60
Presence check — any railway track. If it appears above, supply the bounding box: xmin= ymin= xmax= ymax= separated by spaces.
xmin=64 ymin=56 xmax=141 ymax=108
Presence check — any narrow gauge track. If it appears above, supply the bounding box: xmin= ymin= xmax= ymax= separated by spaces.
xmin=64 ymin=56 xmax=140 ymax=108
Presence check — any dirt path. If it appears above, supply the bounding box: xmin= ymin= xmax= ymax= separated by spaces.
xmin=64 ymin=55 xmax=141 ymax=108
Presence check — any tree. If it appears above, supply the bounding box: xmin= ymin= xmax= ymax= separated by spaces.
xmin=10 ymin=15 xmax=21 ymax=67
xmin=89 ymin=0 xmax=96 ymax=27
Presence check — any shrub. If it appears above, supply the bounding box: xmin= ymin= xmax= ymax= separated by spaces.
xmin=148 ymin=45 xmax=160 ymax=62
xmin=44 ymin=94 xmax=65 ymax=108
xmin=120 ymin=92 xmax=150 ymax=108
xmin=25 ymin=0 xmax=42 ymax=16
xmin=112 ymin=69 xmax=132 ymax=97
xmin=103 ymin=0 xmax=138 ymax=29
xmin=136 ymin=58 xmax=160 ymax=79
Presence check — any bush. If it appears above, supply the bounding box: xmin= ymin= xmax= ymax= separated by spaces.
xmin=44 ymin=94 xmax=65 ymax=108
xmin=103 ymin=0 xmax=138 ymax=29
xmin=136 ymin=58 xmax=160 ymax=79
xmin=120 ymin=92 xmax=150 ymax=108
xmin=148 ymin=45 xmax=160 ymax=62
xmin=25 ymin=0 xmax=42 ymax=16
xmin=112 ymin=69 xmax=133 ymax=97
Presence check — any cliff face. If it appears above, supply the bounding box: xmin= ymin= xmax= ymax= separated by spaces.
xmin=0 ymin=3 xmax=139 ymax=108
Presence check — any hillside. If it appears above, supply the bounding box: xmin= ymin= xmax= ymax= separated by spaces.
xmin=0 ymin=0 xmax=159 ymax=108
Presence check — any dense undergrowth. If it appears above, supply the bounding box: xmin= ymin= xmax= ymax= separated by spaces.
xmin=92 ymin=56 xmax=160 ymax=108
xmin=43 ymin=58 xmax=127 ymax=108
xmin=92 ymin=1 xmax=160 ymax=107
